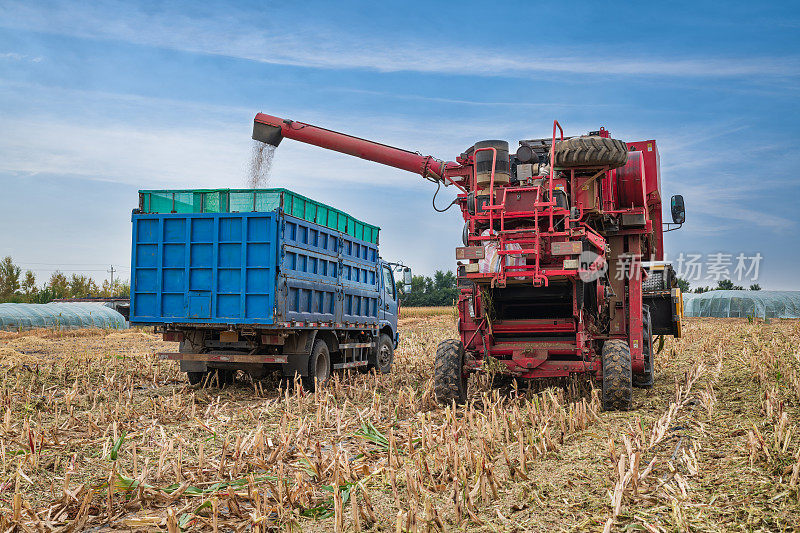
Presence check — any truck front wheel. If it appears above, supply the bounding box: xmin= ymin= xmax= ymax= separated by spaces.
xmin=435 ymin=339 xmax=467 ymax=405
xmin=602 ymin=339 xmax=633 ymax=411
xmin=370 ymin=334 xmax=394 ymax=374
xmin=303 ymin=340 xmax=331 ymax=390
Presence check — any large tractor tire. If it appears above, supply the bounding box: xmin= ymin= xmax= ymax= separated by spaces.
xmin=554 ymin=136 xmax=628 ymax=169
xmin=369 ymin=333 xmax=394 ymax=374
xmin=634 ymin=307 xmax=655 ymax=388
xmin=303 ymin=339 xmax=331 ymax=391
xmin=435 ymin=339 xmax=467 ymax=405
xmin=602 ymin=339 xmax=633 ymax=411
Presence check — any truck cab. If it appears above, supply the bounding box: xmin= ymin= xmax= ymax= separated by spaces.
xmin=378 ymin=260 xmax=400 ymax=347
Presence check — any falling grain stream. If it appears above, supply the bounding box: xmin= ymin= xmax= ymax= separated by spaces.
xmin=248 ymin=140 xmax=275 ymax=188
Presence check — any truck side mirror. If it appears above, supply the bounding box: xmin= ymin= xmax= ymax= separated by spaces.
xmin=403 ymin=268 xmax=412 ymax=292
xmin=671 ymin=195 xmax=685 ymax=225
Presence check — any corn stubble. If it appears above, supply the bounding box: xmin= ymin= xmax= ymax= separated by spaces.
xmin=0 ymin=316 xmax=798 ymax=531
xmin=603 ymin=318 xmax=800 ymax=532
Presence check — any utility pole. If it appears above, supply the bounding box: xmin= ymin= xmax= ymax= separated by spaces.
xmin=108 ymin=265 xmax=116 ymax=296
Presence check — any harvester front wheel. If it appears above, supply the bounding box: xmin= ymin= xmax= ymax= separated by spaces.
xmin=435 ymin=339 xmax=467 ymax=405
xmin=554 ymin=136 xmax=628 ymax=169
xmin=602 ymin=339 xmax=633 ymax=411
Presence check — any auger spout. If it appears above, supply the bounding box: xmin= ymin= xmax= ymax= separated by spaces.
xmin=253 ymin=113 xmax=451 ymax=180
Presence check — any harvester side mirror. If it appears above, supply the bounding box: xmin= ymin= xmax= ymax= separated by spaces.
xmin=670 ymin=195 xmax=685 ymax=225
xmin=403 ymin=268 xmax=412 ymax=292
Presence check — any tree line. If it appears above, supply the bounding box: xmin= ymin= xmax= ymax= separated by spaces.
xmin=395 ymin=271 xmax=764 ymax=307
xmin=395 ymin=271 xmax=765 ymax=307
xmin=0 ymin=256 xmax=130 ymax=304
xmin=399 ymin=270 xmax=459 ymax=307
xmin=676 ymin=277 xmax=762 ymax=294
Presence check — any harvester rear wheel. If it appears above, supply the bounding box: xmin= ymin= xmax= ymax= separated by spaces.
xmin=602 ymin=339 xmax=633 ymax=411
xmin=435 ymin=339 xmax=467 ymax=405
xmin=554 ymin=136 xmax=628 ymax=169
xmin=634 ymin=307 xmax=655 ymax=388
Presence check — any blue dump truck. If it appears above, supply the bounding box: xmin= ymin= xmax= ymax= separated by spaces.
xmin=130 ymin=188 xmax=410 ymax=387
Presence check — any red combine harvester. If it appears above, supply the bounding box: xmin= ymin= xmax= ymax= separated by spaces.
xmin=252 ymin=113 xmax=685 ymax=410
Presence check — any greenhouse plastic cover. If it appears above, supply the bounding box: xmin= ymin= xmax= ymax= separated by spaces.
xmin=0 ymin=303 xmax=128 ymax=331
xmin=682 ymin=290 xmax=800 ymax=319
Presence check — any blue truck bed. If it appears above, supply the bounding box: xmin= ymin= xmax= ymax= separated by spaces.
xmin=130 ymin=211 xmax=381 ymax=328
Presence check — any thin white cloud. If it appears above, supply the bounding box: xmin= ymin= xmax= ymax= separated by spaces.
xmin=0 ymin=88 xmax=795 ymax=281
xmin=1 ymin=51 xmax=43 ymax=62
xmin=0 ymin=79 xmax=542 ymax=189
xmin=2 ymin=103 xmax=794 ymax=240
xmin=328 ymin=87 xmax=617 ymax=108
xmin=1 ymin=1 xmax=798 ymax=79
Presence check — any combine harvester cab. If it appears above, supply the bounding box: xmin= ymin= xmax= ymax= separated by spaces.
xmin=245 ymin=114 xmax=684 ymax=409
xmin=130 ymin=188 xmax=410 ymax=388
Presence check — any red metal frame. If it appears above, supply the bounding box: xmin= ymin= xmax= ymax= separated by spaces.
xmin=447 ymin=121 xmax=653 ymax=380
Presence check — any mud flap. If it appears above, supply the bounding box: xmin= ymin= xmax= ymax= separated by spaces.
xmin=280 ymin=330 xmax=317 ymax=377
xmin=180 ymin=360 xmax=207 ymax=373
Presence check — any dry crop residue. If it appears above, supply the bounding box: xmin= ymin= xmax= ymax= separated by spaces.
xmin=0 ymin=316 xmax=798 ymax=531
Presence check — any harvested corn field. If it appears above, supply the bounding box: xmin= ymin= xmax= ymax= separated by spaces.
xmin=0 ymin=316 xmax=798 ymax=531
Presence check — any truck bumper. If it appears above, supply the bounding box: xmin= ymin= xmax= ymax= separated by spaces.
xmin=161 ymin=353 xmax=289 ymax=364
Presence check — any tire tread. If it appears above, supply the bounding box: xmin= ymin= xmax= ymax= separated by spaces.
xmin=602 ymin=339 xmax=633 ymax=411
xmin=434 ymin=339 xmax=467 ymax=404
xmin=554 ymin=136 xmax=628 ymax=169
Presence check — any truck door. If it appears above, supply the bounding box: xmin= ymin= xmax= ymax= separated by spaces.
xmin=380 ymin=263 xmax=398 ymax=331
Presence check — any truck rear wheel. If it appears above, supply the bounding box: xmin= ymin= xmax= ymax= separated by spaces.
xmin=554 ymin=136 xmax=628 ymax=169
xmin=370 ymin=334 xmax=394 ymax=374
xmin=435 ymin=339 xmax=467 ymax=405
xmin=602 ymin=339 xmax=633 ymax=411
xmin=634 ymin=307 xmax=654 ymax=388
xmin=186 ymin=368 xmax=235 ymax=387
xmin=187 ymin=371 xmax=206 ymax=385
xmin=303 ymin=340 xmax=331 ymax=390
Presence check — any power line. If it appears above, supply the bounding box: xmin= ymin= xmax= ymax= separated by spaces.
xmin=23 ymin=269 xmax=127 ymax=273
xmin=16 ymin=262 xmax=130 ymax=268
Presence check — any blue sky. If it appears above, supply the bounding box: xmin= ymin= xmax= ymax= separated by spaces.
xmin=0 ymin=0 xmax=798 ymax=289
